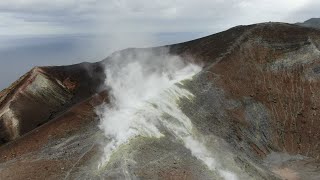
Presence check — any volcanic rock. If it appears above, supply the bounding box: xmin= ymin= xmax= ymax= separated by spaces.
xmin=1 ymin=22 xmax=320 ymax=179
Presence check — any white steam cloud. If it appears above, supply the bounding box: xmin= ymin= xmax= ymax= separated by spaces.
xmin=98 ymin=48 xmax=201 ymax=162
xmin=96 ymin=48 xmax=238 ymax=180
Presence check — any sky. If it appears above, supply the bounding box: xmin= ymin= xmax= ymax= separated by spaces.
xmin=0 ymin=0 xmax=319 ymax=36
xmin=0 ymin=0 xmax=319 ymax=90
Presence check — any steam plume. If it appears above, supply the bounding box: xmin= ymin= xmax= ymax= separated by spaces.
xmin=96 ymin=47 xmax=238 ymax=179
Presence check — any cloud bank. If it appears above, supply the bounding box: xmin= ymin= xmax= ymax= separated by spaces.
xmin=0 ymin=0 xmax=318 ymax=36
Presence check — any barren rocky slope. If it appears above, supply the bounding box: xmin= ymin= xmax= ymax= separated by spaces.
xmin=0 ymin=62 xmax=105 ymax=144
xmin=297 ymin=18 xmax=320 ymax=29
xmin=1 ymin=22 xmax=320 ymax=179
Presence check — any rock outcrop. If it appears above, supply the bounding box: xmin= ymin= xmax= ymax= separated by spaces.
xmin=0 ymin=62 xmax=105 ymax=144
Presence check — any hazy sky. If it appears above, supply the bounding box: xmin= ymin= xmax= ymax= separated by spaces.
xmin=0 ymin=0 xmax=319 ymax=90
xmin=0 ymin=0 xmax=319 ymax=36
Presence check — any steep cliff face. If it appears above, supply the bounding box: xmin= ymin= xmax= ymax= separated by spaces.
xmin=0 ymin=62 xmax=105 ymax=144
xmin=0 ymin=22 xmax=320 ymax=180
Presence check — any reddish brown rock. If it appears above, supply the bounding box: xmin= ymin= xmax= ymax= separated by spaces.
xmin=1 ymin=22 xmax=320 ymax=179
xmin=0 ymin=62 xmax=105 ymax=145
